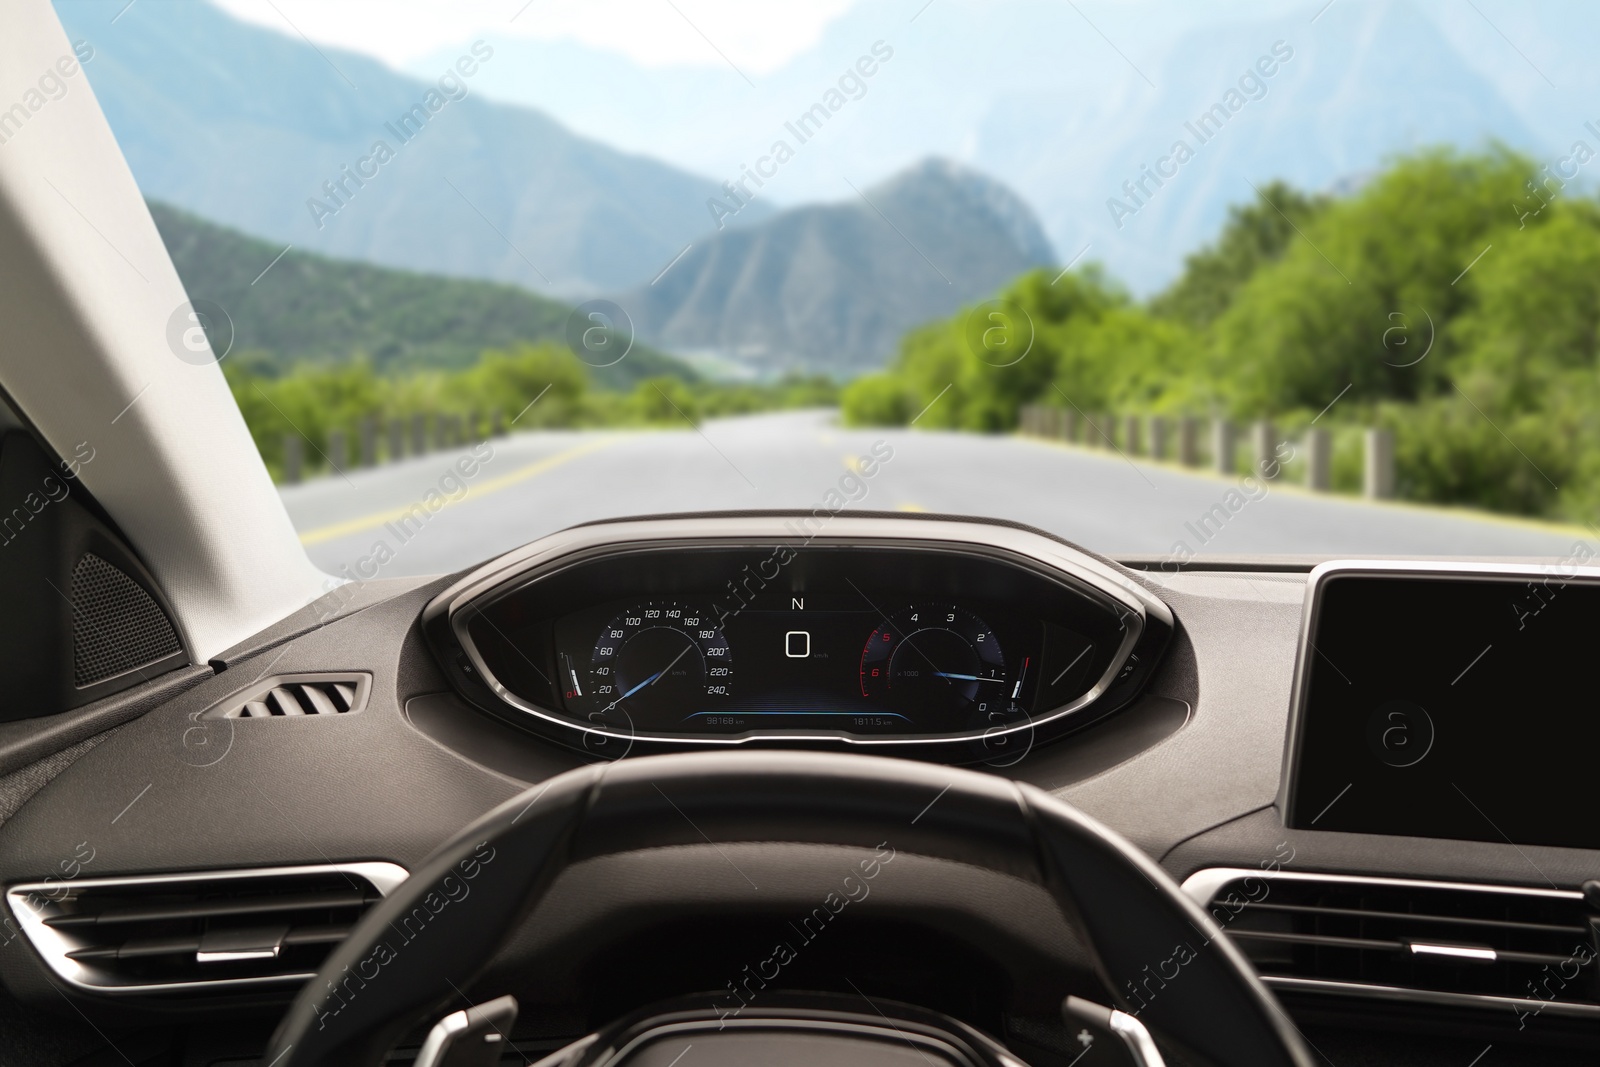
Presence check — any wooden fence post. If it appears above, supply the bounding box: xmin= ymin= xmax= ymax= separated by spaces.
xmin=1212 ymin=419 xmax=1236 ymax=475
xmin=1178 ymin=416 xmax=1198 ymax=466
xmin=1306 ymin=428 xmax=1331 ymax=491
xmin=1098 ymin=413 xmax=1117 ymax=450
xmin=1252 ymin=419 xmax=1276 ymax=479
xmin=1364 ymin=428 xmax=1395 ymax=499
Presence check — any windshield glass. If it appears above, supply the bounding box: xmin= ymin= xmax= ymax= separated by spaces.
xmin=53 ymin=0 xmax=1596 ymax=575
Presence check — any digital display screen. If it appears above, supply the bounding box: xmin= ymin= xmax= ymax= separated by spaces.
xmin=463 ymin=546 xmax=1123 ymax=741
xmin=1288 ymin=571 xmax=1600 ymax=850
xmin=552 ymin=592 xmax=1048 ymax=736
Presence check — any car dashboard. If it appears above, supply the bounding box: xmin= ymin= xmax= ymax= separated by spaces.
xmin=0 ymin=513 xmax=1595 ymax=1065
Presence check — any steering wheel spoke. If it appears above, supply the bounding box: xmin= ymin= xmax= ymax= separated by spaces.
xmin=264 ymin=752 xmax=1314 ymax=1067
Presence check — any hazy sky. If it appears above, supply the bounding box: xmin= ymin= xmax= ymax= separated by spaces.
xmin=210 ymin=0 xmax=864 ymax=72
xmin=204 ymin=0 xmax=1312 ymax=74
xmin=153 ymin=0 xmax=1600 ymax=292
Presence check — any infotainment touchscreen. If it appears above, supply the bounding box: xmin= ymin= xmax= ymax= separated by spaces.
xmin=1286 ymin=565 xmax=1600 ymax=850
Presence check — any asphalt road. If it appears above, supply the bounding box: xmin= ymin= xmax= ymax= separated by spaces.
xmin=280 ymin=409 xmax=1583 ymax=578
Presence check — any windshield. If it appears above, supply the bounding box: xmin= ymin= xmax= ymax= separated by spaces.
xmin=52 ymin=0 xmax=1596 ymax=575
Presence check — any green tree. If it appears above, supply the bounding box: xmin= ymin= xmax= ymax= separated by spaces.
xmin=1451 ymin=201 xmax=1600 ymax=412
xmin=627 ymin=377 xmax=701 ymax=425
xmin=1151 ymin=180 xmax=1326 ymax=327
xmin=445 ymin=343 xmax=589 ymax=427
xmin=1212 ymin=146 xmax=1539 ymax=413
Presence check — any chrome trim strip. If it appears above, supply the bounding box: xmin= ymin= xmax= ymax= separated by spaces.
xmin=430 ymin=516 xmax=1173 ymax=625
xmin=429 ymin=517 xmax=1168 ymax=750
xmin=1180 ymin=868 xmax=1597 ymax=1018
xmin=1179 ymin=867 xmax=1585 ymax=906
xmin=1277 ymin=559 xmax=1600 ymax=823
xmin=1409 ymin=942 xmax=1497 ymax=962
xmin=1109 ymin=1009 xmax=1168 ymax=1067
xmin=195 ymin=948 xmax=279 ymax=963
xmin=1262 ymin=975 xmax=1600 ymax=1020
xmin=413 ymin=1008 xmax=472 ymax=1067
xmin=7 ymin=861 xmax=408 ymax=995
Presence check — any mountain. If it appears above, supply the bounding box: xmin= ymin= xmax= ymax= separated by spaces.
xmin=54 ymin=0 xmax=773 ymax=297
xmin=406 ymin=0 xmax=1578 ymax=294
xmin=149 ymin=201 xmax=698 ymax=387
xmin=616 ymin=159 xmax=1056 ymax=376
xmin=1008 ymin=0 xmax=1553 ymax=288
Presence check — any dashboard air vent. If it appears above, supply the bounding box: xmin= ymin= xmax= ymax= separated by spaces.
xmin=7 ymin=862 xmax=407 ymax=993
xmin=1184 ymin=870 xmax=1599 ymax=1018
xmin=201 ymin=673 xmax=371 ymax=719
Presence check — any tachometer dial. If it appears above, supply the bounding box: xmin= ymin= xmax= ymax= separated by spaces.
xmin=859 ymin=604 xmax=1010 ymax=728
xmin=578 ymin=601 xmax=731 ymax=723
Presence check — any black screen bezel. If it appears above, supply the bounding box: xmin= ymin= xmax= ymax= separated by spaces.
xmin=432 ymin=534 xmax=1172 ymax=763
xmin=1281 ymin=561 xmax=1600 ymax=847
xmin=467 ymin=542 xmax=1122 ymax=741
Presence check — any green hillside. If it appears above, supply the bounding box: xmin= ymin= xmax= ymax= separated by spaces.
xmin=149 ymin=201 xmax=697 ymax=388
xmin=149 ymin=202 xmax=838 ymax=482
xmin=844 ymin=147 xmax=1600 ymax=524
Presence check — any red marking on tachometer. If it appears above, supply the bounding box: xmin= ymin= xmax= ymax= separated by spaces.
xmin=859 ymin=626 xmax=893 ymax=696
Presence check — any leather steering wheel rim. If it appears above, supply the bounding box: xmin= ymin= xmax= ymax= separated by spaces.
xmin=266 ymin=751 xmax=1314 ymax=1067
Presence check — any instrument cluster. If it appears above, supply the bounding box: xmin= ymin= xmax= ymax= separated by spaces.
xmin=427 ymin=531 xmax=1171 ymax=764
xmin=554 ymin=594 xmax=1053 ymax=739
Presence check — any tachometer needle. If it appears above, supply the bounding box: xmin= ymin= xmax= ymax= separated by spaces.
xmin=931 ymin=672 xmax=1005 ymax=683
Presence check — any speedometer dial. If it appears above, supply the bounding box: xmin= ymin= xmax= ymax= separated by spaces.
xmin=572 ymin=601 xmax=731 ymax=723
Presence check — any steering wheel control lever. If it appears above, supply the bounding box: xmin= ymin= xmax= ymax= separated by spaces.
xmin=413 ymin=995 xmax=519 ymax=1067
xmin=1063 ymin=995 xmax=1167 ymax=1067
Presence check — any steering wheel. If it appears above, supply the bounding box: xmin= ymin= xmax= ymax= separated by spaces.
xmin=265 ymin=752 xmax=1314 ymax=1066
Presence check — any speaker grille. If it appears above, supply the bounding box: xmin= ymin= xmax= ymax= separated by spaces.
xmin=69 ymin=553 xmax=182 ymax=687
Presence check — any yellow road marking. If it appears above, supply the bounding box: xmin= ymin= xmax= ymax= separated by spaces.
xmin=298 ymin=436 xmax=622 ymax=545
xmin=896 ymin=502 xmax=928 ymax=513
xmin=844 ymin=455 xmax=861 ymax=473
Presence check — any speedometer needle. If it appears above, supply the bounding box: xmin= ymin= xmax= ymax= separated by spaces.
xmin=621 ymin=672 xmax=662 ymax=701
xmin=600 ymin=638 xmax=697 ymax=714
xmin=650 ymin=640 xmax=695 ymax=686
